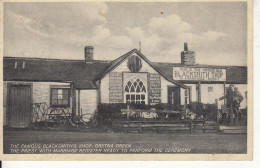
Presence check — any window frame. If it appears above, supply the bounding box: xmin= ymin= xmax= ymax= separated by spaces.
xmin=124 ymin=78 xmax=147 ymax=104
xmin=50 ymin=88 xmax=70 ymax=107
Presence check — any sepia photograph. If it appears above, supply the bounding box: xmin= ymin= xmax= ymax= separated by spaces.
xmin=0 ymin=0 xmax=253 ymax=160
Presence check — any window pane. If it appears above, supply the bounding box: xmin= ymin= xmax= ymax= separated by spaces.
xmin=127 ymin=81 xmax=132 ymax=87
xmin=52 ymin=94 xmax=58 ymax=99
xmin=63 ymin=89 xmax=69 ymax=95
xmin=58 ymin=100 xmax=63 ymax=105
xmin=62 ymin=94 xmax=68 ymax=99
xmin=141 ymin=86 xmax=146 ymax=92
xmin=52 ymin=89 xmax=58 ymax=95
xmin=136 ymin=95 xmax=140 ymax=100
xmin=63 ymin=100 xmax=68 ymax=105
xmin=133 ymin=81 xmax=137 ymax=87
xmin=52 ymin=100 xmax=57 ymax=105
xmin=141 ymin=101 xmax=145 ymax=104
xmin=125 ymin=86 xmax=129 ymax=92
xmin=58 ymin=95 xmax=63 ymax=100
xmin=126 ymin=95 xmax=130 ymax=100
xmin=130 ymin=86 xmax=135 ymax=92
xmin=136 ymin=86 xmax=140 ymax=92
xmin=58 ymin=89 xmax=63 ymax=95
xmin=131 ymin=95 xmax=135 ymax=100
xmin=141 ymin=94 xmax=145 ymax=100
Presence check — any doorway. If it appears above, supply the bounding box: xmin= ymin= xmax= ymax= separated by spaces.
xmin=8 ymin=85 xmax=32 ymax=128
xmin=168 ymin=87 xmax=180 ymax=105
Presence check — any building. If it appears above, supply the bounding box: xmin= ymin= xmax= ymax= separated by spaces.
xmin=3 ymin=44 xmax=247 ymax=128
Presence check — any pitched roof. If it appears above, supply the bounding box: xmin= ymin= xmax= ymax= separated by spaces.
xmin=154 ymin=62 xmax=247 ymax=84
xmin=3 ymin=57 xmax=110 ymax=89
xmin=93 ymin=49 xmax=189 ymax=89
xmin=3 ymin=49 xmax=247 ymax=90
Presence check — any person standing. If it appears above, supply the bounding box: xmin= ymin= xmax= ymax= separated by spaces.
xmin=233 ymin=87 xmax=244 ymax=126
xmin=219 ymin=84 xmax=235 ymax=126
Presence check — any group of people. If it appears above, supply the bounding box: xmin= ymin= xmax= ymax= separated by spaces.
xmin=219 ymin=84 xmax=244 ymax=126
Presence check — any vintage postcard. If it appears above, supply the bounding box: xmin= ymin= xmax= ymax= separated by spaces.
xmin=0 ymin=0 xmax=253 ymax=160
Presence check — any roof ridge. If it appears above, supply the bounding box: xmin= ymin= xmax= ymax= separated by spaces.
xmin=154 ymin=62 xmax=247 ymax=68
xmin=92 ymin=48 xmax=138 ymax=82
xmin=3 ymin=56 xmax=111 ymax=63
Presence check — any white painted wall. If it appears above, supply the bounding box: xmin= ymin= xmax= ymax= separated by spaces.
xmin=180 ymin=83 xmax=247 ymax=109
xmin=201 ymin=84 xmax=224 ymax=109
xmin=100 ymin=75 xmax=109 ymax=103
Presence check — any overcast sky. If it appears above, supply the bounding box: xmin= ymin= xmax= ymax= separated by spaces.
xmin=4 ymin=2 xmax=247 ymax=66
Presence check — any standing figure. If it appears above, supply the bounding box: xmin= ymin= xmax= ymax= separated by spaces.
xmin=233 ymin=87 xmax=244 ymax=126
xmin=219 ymin=84 xmax=235 ymax=126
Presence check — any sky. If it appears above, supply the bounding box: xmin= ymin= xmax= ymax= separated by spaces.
xmin=3 ymin=2 xmax=247 ymax=66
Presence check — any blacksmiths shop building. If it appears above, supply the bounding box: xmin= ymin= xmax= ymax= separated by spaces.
xmin=3 ymin=44 xmax=247 ymax=128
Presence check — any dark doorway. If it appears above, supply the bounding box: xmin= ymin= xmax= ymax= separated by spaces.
xmin=8 ymin=85 xmax=32 ymax=128
xmin=168 ymin=87 xmax=180 ymax=105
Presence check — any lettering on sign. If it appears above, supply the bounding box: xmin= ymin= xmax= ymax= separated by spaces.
xmin=173 ymin=67 xmax=226 ymax=81
xmin=109 ymin=72 xmax=123 ymax=103
xmin=149 ymin=73 xmax=161 ymax=105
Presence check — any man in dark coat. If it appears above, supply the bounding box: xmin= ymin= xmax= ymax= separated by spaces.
xmin=233 ymin=87 xmax=244 ymax=126
xmin=219 ymin=84 xmax=235 ymax=126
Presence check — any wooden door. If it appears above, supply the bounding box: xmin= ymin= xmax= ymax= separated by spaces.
xmin=8 ymin=85 xmax=32 ymax=128
xmin=168 ymin=87 xmax=180 ymax=105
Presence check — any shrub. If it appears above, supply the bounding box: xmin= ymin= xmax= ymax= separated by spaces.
xmin=187 ymin=102 xmax=217 ymax=120
xmin=96 ymin=102 xmax=218 ymax=127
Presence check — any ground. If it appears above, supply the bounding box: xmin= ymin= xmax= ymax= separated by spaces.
xmin=3 ymin=128 xmax=247 ymax=154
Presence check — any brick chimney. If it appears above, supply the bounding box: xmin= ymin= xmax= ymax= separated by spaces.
xmin=85 ymin=46 xmax=94 ymax=62
xmin=181 ymin=43 xmax=196 ymax=65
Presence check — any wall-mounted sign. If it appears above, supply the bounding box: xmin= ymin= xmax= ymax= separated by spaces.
xmin=109 ymin=72 xmax=123 ymax=103
xmin=173 ymin=67 xmax=226 ymax=81
xmin=149 ymin=73 xmax=161 ymax=105
xmin=127 ymin=55 xmax=142 ymax=73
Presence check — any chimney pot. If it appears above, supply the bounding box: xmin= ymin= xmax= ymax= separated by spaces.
xmin=85 ymin=46 xmax=94 ymax=62
xmin=184 ymin=42 xmax=188 ymax=51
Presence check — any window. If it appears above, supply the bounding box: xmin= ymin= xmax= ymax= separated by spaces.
xmin=208 ymin=86 xmax=213 ymax=92
xmin=185 ymin=89 xmax=189 ymax=104
xmin=51 ymin=88 xmax=70 ymax=107
xmin=125 ymin=78 xmax=146 ymax=104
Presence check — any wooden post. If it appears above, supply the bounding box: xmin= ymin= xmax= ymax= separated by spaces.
xmin=71 ymin=83 xmax=77 ymax=121
xmin=190 ymin=120 xmax=193 ymax=133
xmin=223 ymin=82 xmax=226 ymax=106
xmin=215 ymin=99 xmax=219 ymax=127
xmin=78 ymin=90 xmax=81 ymax=116
xmin=189 ymin=86 xmax=192 ymax=104
xmin=184 ymin=103 xmax=187 ymax=119
xmin=198 ymin=81 xmax=201 ymax=103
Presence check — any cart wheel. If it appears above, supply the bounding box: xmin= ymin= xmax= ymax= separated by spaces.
xmin=45 ymin=108 xmax=66 ymax=130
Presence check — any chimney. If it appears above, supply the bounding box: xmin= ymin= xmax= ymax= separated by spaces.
xmin=184 ymin=42 xmax=188 ymax=51
xmin=181 ymin=42 xmax=196 ymax=65
xmin=85 ymin=46 xmax=94 ymax=62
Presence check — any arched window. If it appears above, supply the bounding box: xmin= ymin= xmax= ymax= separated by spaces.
xmin=125 ymin=78 xmax=146 ymax=104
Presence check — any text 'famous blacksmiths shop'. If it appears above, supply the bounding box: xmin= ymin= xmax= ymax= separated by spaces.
xmin=3 ymin=43 xmax=247 ymax=128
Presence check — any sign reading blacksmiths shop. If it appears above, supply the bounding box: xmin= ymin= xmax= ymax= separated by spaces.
xmin=173 ymin=67 xmax=226 ymax=81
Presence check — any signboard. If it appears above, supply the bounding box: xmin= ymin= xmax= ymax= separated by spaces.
xmin=173 ymin=67 xmax=226 ymax=81
xmin=109 ymin=72 xmax=123 ymax=103
xmin=149 ymin=73 xmax=161 ymax=105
